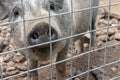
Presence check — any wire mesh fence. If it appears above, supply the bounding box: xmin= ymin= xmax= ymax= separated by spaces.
xmin=0 ymin=0 xmax=120 ymax=80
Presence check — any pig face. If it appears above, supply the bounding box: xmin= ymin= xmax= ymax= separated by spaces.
xmin=10 ymin=0 xmax=65 ymax=45
xmin=9 ymin=0 xmax=66 ymax=61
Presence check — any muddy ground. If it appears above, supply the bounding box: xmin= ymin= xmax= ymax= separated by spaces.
xmin=0 ymin=0 xmax=120 ymax=80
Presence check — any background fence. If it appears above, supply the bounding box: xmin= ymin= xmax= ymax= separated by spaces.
xmin=0 ymin=0 xmax=120 ymax=80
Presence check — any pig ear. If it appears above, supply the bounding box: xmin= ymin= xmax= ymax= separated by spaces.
xmin=0 ymin=1 xmax=9 ymax=20
xmin=49 ymin=0 xmax=64 ymax=11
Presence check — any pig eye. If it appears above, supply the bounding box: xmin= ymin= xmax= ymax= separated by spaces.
xmin=50 ymin=3 xmax=55 ymax=11
xmin=49 ymin=1 xmax=64 ymax=11
xmin=12 ymin=6 xmax=22 ymax=19
xmin=13 ymin=7 xmax=20 ymax=17
xmin=49 ymin=1 xmax=60 ymax=11
xmin=14 ymin=10 xmax=19 ymax=17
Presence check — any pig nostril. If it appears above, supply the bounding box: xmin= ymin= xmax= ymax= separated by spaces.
xmin=32 ymin=31 xmax=40 ymax=39
xmin=45 ymin=29 xmax=49 ymax=36
xmin=45 ymin=29 xmax=54 ymax=37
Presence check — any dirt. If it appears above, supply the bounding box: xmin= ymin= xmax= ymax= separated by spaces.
xmin=0 ymin=0 xmax=120 ymax=80
xmin=72 ymin=41 xmax=120 ymax=79
xmin=72 ymin=0 xmax=120 ymax=79
xmin=100 ymin=0 xmax=120 ymax=14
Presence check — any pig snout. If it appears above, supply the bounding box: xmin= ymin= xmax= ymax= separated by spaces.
xmin=27 ymin=22 xmax=58 ymax=47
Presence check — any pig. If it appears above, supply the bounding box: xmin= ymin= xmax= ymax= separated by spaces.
xmin=0 ymin=0 xmax=99 ymax=80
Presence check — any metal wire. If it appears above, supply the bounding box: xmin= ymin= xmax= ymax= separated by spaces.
xmin=48 ymin=0 xmax=54 ymax=79
xmin=0 ymin=3 xmax=119 ymax=27
xmin=102 ymin=0 xmax=111 ymax=80
xmin=2 ymin=41 xmax=120 ymax=80
xmin=0 ymin=62 xmax=3 ymax=80
xmin=87 ymin=0 xmax=93 ymax=80
xmin=2 ymin=48 xmax=120 ymax=80
xmin=0 ymin=0 xmax=120 ymax=80
xmin=69 ymin=0 xmax=74 ymax=79
xmin=111 ymin=76 xmax=120 ymax=80
xmin=20 ymin=0 xmax=31 ymax=80
xmin=0 ymin=23 xmax=119 ymax=56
